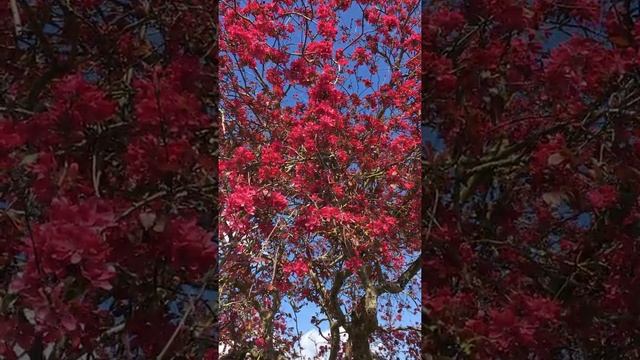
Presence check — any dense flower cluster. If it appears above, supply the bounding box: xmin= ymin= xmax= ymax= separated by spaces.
xmin=424 ymin=0 xmax=640 ymax=358
xmin=0 ymin=1 xmax=216 ymax=358
xmin=219 ymin=0 xmax=420 ymax=358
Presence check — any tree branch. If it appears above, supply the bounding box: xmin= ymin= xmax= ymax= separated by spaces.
xmin=376 ymin=255 xmax=421 ymax=294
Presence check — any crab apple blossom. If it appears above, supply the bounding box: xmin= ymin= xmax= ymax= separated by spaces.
xmin=0 ymin=1 xmax=217 ymax=358
xmin=424 ymin=0 xmax=640 ymax=358
xmin=219 ymin=0 xmax=420 ymax=358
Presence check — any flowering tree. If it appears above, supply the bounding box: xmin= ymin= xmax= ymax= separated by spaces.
xmin=219 ymin=0 xmax=420 ymax=358
xmin=424 ymin=0 xmax=640 ymax=358
xmin=0 ymin=1 xmax=217 ymax=359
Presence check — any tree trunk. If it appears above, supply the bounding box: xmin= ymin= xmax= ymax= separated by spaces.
xmin=348 ymin=325 xmax=374 ymax=360
xmin=328 ymin=321 xmax=342 ymax=360
xmin=346 ymin=286 xmax=378 ymax=360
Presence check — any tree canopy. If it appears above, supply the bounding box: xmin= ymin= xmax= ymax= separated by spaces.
xmin=423 ymin=0 xmax=640 ymax=358
xmin=219 ymin=0 xmax=420 ymax=358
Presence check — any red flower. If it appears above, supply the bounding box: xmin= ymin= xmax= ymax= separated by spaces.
xmin=284 ymin=259 xmax=309 ymax=277
xmin=29 ymin=198 xmax=116 ymax=290
xmin=255 ymin=337 xmax=267 ymax=348
xmin=345 ymin=256 xmax=364 ymax=273
xmin=587 ymin=185 xmax=618 ymax=210
xmin=203 ymin=348 xmax=218 ymax=360
xmin=52 ymin=74 xmax=116 ymax=128
xmin=166 ymin=218 xmax=215 ymax=277
xmin=318 ymin=19 xmax=337 ymax=39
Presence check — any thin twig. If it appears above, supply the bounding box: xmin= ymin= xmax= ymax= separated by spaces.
xmin=116 ymin=190 xmax=172 ymax=221
xmin=9 ymin=0 xmax=22 ymax=36
xmin=92 ymin=154 xmax=101 ymax=197
xmin=0 ymin=106 xmax=33 ymax=115
xmin=156 ymin=269 xmax=214 ymax=360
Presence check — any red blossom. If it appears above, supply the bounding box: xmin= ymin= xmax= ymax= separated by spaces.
xmin=424 ymin=0 xmax=640 ymax=357
xmin=0 ymin=1 xmax=216 ymax=358
xmin=283 ymin=259 xmax=309 ymax=277
xmin=587 ymin=185 xmax=618 ymax=210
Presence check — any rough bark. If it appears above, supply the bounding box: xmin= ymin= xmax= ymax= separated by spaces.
xmin=328 ymin=321 xmax=342 ymax=360
xmin=346 ymin=285 xmax=378 ymax=360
